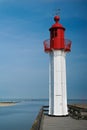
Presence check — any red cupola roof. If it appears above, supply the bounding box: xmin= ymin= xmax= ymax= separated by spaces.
xmin=49 ymin=15 xmax=65 ymax=30
xmin=54 ymin=16 xmax=60 ymax=22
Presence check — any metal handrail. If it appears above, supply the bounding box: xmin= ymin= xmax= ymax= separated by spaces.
xmin=43 ymin=39 xmax=71 ymax=52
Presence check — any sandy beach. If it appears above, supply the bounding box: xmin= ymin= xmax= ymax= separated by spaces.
xmin=0 ymin=102 xmax=16 ymax=107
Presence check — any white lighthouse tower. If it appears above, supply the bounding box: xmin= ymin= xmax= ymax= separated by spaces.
xmin=43 ymin=16 xmax=71 ymax=116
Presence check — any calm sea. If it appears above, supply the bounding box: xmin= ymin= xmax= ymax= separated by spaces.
xmin=0 ymin=99 xmax=87 ymax=130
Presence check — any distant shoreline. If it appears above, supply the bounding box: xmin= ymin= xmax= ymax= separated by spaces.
xmin=0 ymin=102 xmax=17 ymax=107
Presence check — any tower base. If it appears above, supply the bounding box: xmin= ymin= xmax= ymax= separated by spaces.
xmin=48 ymin=113 xmax=68 ymax=117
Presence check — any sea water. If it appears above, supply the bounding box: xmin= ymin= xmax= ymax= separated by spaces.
xmin=0 ymin=99 xmax=48 ymax=130
xmin=0 ymin=99 xmax=87 ymax=130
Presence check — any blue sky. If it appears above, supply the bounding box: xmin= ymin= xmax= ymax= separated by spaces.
xmin=0 ymin=0 xmax=87 ymax=99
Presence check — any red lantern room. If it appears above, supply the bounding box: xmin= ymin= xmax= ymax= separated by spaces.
xmin=44 ymin=16 xmax=71 ymax=53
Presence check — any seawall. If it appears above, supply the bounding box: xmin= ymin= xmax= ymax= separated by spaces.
xmin=31 ymin=105 xmax=87 ymax=130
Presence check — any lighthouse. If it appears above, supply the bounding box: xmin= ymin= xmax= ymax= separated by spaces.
xmin=43 ymin=16 xmax=71 ymax=116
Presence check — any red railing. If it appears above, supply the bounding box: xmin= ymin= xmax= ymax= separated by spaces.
xmin=43 ymin=39 xmax=71 ymax=52
xmin=43 ymin=39 xmax=50 ymax=52
xmin=64 ymin=39 xmax=72 ymax=52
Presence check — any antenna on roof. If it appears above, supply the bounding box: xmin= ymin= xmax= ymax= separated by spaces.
xmin=55 ymin=8 xmax=60 ymax=16
xmin=47 ymin=8 xmax=61 ymax=18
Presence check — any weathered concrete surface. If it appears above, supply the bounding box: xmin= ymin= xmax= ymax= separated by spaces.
xmin=42 ymin=115 xmax=87 ymax=130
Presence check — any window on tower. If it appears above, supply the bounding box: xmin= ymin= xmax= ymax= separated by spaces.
xmin=51 ymin=30 xmax=54 ymax=39
xmin=55 ymin=28 xmax=57 ymax=37
xmin=51 ymin=28 xmax=58 ymax=39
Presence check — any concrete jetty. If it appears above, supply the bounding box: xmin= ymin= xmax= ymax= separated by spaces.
xmin=31 ymin=105 xmax=87 ymax=130
xmin=41 ymin=105 xmax=87 ymax=130
xmin=41 ymin=115 xmax=87 ymax=130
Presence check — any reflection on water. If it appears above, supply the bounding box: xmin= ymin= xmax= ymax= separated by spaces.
xmin=0 ymin=99 xmax=87 ymax=130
